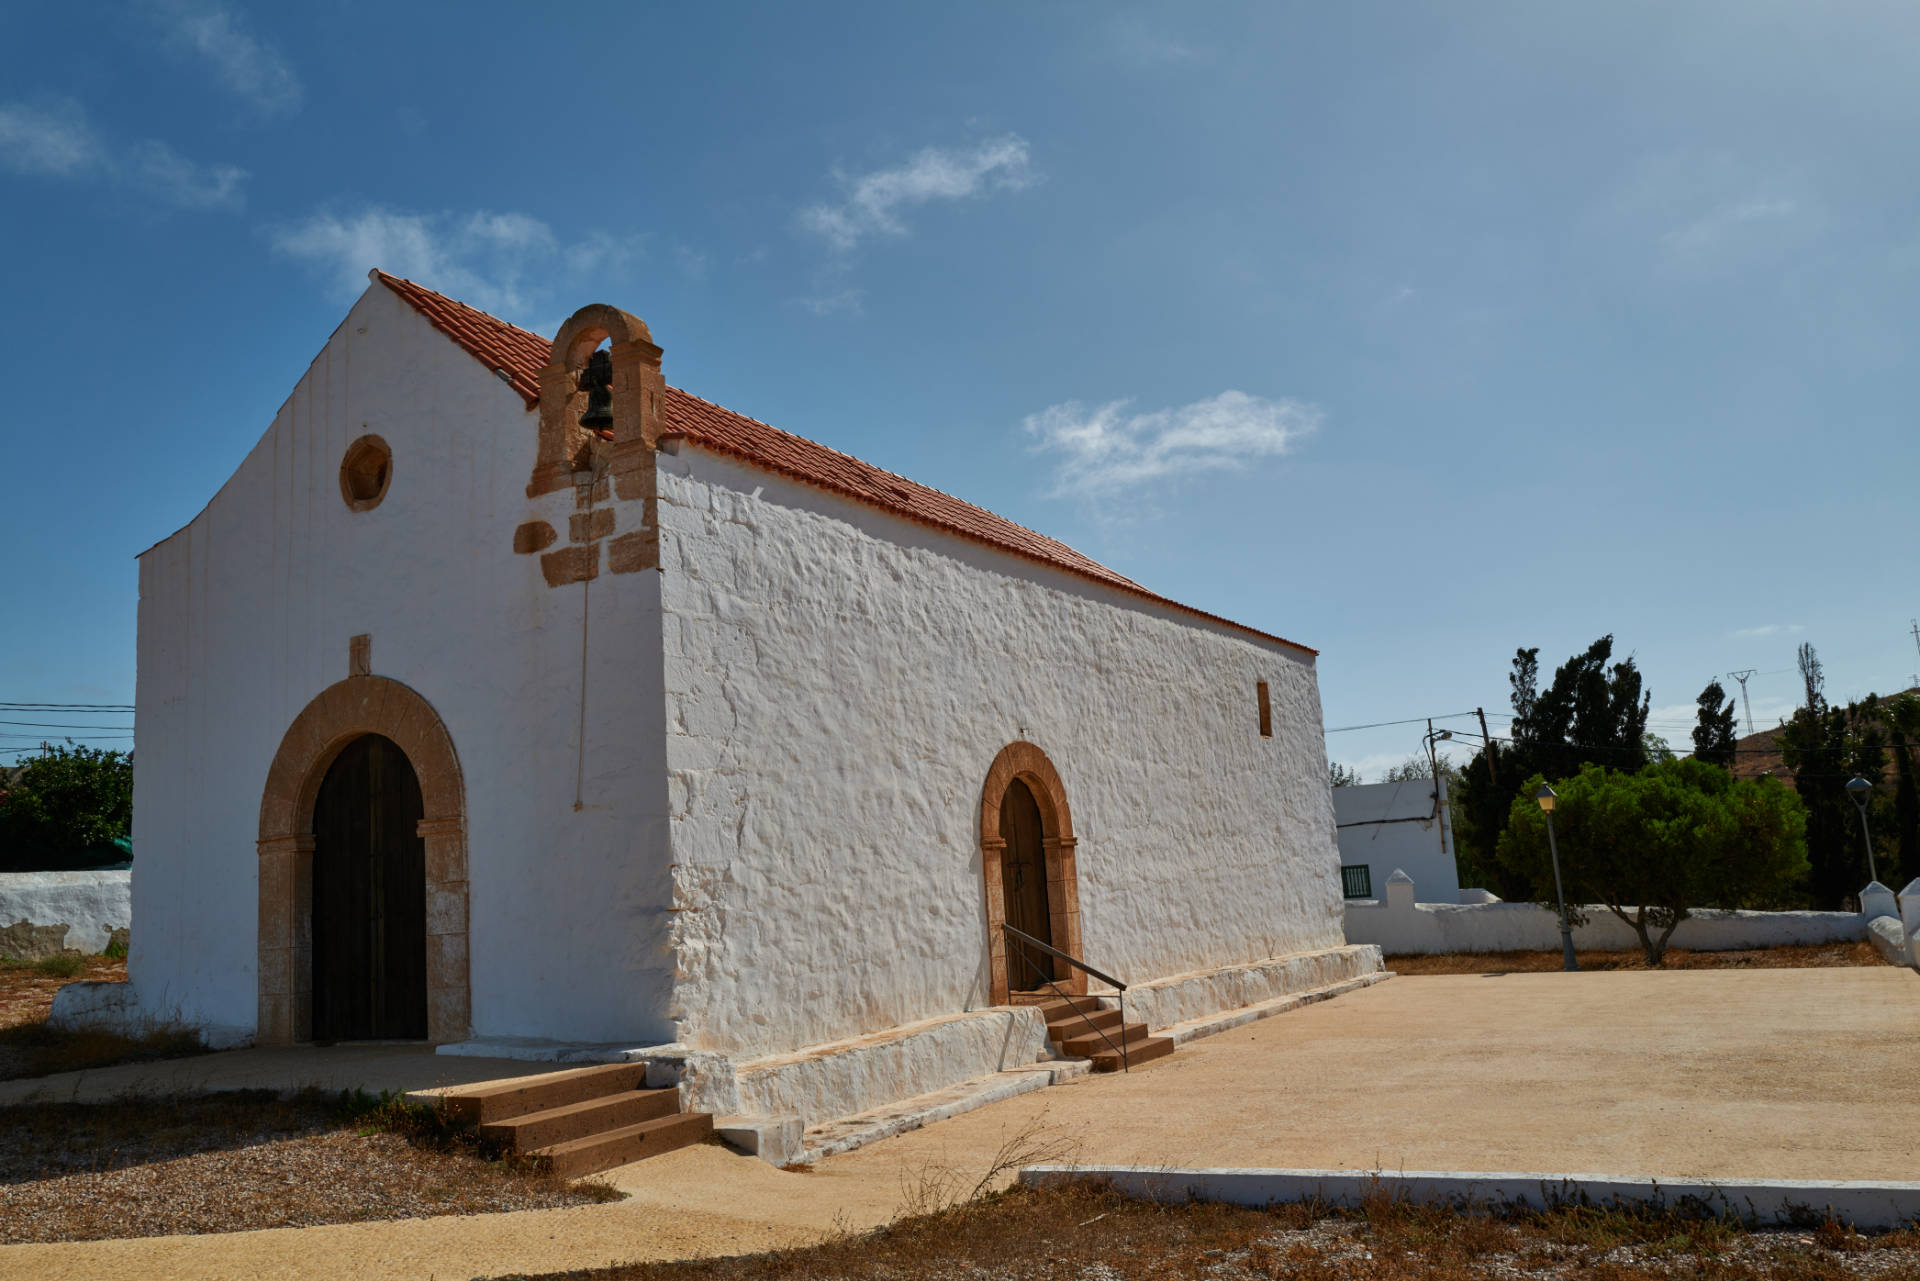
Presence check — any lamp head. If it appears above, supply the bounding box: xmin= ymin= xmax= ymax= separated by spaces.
xmin=1535 ymin=784 xmax=1557 ymax=814
xmin=1846 ymin=776 xmax=1873 ymax=810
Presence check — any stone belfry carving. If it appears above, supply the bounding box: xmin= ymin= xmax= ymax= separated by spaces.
xmin=513 ymin=304 xmax=664 ymax=586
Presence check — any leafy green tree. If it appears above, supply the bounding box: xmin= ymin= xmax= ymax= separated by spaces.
xmin=0 ymin=746 xmax=133 ymax=872
xmin=1692 ymin=680 xmax=1738 ymax=767
xmin=1452 ymin=635 xmax=1653 ymax=899
xmin=1328 ymin=760 xmax=1363 ymax=788
xmin=1496 ymin=759 xmax=1808 ymax=965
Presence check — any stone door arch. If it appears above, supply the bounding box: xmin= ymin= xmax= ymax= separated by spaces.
xmin=979 ymin=741 xmax=1084 ymax=1004
xmin=257 ymin=676 xmax=468 ymax=1045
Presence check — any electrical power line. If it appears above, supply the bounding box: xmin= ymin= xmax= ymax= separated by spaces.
xmin=1323 ymin=712 xmax=1479 ymax=734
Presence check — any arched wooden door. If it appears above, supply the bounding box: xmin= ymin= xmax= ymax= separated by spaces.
xmin=999 ymin=778 xmax=1055 ymax=988
xmin=311 ymin=734 xmax=428 ymax=1041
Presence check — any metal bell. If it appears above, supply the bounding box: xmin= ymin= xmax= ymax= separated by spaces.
xmin=578 ymin=349 xmax=614 ymax=432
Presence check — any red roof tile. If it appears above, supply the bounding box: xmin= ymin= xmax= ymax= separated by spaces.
xmin=373 ymin=270 xmax=1313 ymax=655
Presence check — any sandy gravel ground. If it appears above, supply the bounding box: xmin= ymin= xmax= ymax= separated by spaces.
xmin=2 ymin=967 xmax=1914 ymax=1281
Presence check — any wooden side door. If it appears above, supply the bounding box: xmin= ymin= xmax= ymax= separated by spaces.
xmin=999 ymin=779 xmax=1055 ymax=988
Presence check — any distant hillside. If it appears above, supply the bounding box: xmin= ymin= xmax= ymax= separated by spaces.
xmin=1727 ymin=687 xmax=1919 ymax=785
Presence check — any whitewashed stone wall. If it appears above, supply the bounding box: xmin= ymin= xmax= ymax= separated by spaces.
xmin=1345 ymin=872 xmax=1868 ymax=955
xmin=655 ymin=445 xmax=1344 ymax=1059
xmin=129 ymin=281 xmax=676 ymax=1047
xmin=0 ymin=870 xmax=131 ymax=955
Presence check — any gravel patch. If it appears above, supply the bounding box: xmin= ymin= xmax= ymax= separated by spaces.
xmin=0 ymin=1091 xmax=620 ymax=1244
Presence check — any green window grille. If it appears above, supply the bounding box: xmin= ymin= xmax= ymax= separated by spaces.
xmin=1340 ymin=864 xmax=1372 ymax=899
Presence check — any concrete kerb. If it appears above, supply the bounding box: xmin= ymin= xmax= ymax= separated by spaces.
xmin=1159 ymin=971 xmax=1393 ymax=1046
xmin=1019 ymin=1166 xmax=1920 ymax=1232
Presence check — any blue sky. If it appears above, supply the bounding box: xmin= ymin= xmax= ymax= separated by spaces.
xmin=4 ymin=1 xmax=1919 ymax=771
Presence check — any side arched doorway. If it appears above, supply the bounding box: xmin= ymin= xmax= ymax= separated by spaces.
xmin=979 ymin=742 xmax=1084 ymax=1004
xmin=258 ymin=676 xmax=469 ymax=1046
xmin=312 ymin=734 xmax=427 ymax=1041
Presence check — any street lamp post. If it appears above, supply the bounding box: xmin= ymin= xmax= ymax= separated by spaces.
xmin=1537 ymin=784 xmax=1579 ymax=972
xmin=1845 ymin=776 xmax=1879 ymax=886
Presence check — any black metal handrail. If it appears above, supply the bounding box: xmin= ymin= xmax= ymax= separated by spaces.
xmin=1001 ymin=922 xmax=1132 ymax=1072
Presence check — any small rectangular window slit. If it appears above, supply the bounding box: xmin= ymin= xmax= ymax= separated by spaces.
xmin=1257 ymin=680 xmax=1272 ymax=737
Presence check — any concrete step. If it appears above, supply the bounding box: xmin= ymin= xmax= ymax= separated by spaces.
xmin=437 ymin=1062 xmax=649 ymax=1125
xmin=1057 ymin=1020 xmax=1155 ymax=1059
xmin=1034 ymin=995 xmax=1105 ymax=1020
xmin=478 ymin=1087 xmax=680 ymax=1151
xmin=530 ymin=1111 xmax=715 ymax=1179
xmin=1044 ymin=1006 xmax=1122 ymax=1037
xmin=1090 ymin=1035 xmax=1175 ymax=1073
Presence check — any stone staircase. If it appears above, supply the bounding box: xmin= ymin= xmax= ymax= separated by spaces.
xmin=1036 ymin=994 xmax=1174 ymax=1071
xmin=435 ymin=1062 xmax=712 ymax=1178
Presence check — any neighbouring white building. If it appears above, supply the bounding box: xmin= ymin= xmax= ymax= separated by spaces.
xmin=60 ymin=272 xmax=1379 ymax=1131
xmin=1332 ymin=777 xmax=1460 ymax=905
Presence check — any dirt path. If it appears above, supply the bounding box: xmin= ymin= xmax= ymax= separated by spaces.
xmin=4 ymin=968 xmax=1915 ymax=1281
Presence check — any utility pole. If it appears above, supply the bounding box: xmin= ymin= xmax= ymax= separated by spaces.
xmin=1909 ymin=619 xmax=1920 ymax=690
xmin=1727 ymin=669 xmax=1757 ymax=737
xmin=1476 ymin=707 xmax=1498 ymax=783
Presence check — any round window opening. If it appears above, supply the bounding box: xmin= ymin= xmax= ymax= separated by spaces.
xmin=339 ymin=435 xmax=393 ymax=512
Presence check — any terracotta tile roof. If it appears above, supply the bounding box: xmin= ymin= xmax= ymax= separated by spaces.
xmin=373 ymin=270 xmax=1313 ymax=655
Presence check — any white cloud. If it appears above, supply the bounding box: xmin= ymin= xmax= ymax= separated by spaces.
xmin=127 ymin=139 xmax=246 ymax=208
xmin=800 ymin=134 xmax=1035 ymax=251
xmin=271 ymin=206 xmax=642 ymax=325
xmin=1024 ymin=390 xmax=1320 ymax=497
xmin=0 ymin=100 xmax=246 ymax=209
xmin=154 ymin=1 xmax=303 ymax=114
xmin=0 ymin=103 xmax=108 ymax=176
xmin=1732 ymin=623 xmax=1804 ymax=639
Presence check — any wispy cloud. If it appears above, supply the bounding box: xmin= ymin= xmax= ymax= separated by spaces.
xmin=0 ymin=100 xmax=246 ymax=209
xmin=270 ymin=205 xmax=643 ymax=325
xmin=0 ymin=102 xmax=107 ymax=176
xmin=674 ymin=244 xmax=709 ymax=279
xmin=1024 ymin=390 xmax=1320 ymax=498
xmin=1101 ymin=14 xmax=1208 ymax=68
xmin=127 ymin=139 xmax=247 ymax=208
xmin=798 ymin=286 xmax=864 ymax=316
xmin=1607 ymin=153 xmax=1816 ymax=273
xmin=800 ymin=134 xmax=1035 ymax=251
xmin=152 ymin=1 xmax=303 ymax=115
xmin=1732 ymin=623 xmax=1805 ymax=639
xmin=1662 ymin=197 xmax=1800 ymax=262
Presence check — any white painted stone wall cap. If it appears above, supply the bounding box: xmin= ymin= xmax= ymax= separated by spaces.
xmin=1902 ymin=878 xmax=1920 ymax=898
xmin=1386 ymin=869 xmax=1414 ymax=884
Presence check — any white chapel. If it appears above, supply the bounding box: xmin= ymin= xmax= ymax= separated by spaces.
xmin=61 ymin=271 xmax=1381 ymax=1140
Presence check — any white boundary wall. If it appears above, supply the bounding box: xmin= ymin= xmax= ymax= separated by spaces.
xmin=1345 ymin=872 xmax=1866 ymax=955
xmin=0 ymin=870 xmax=131 ymax=954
